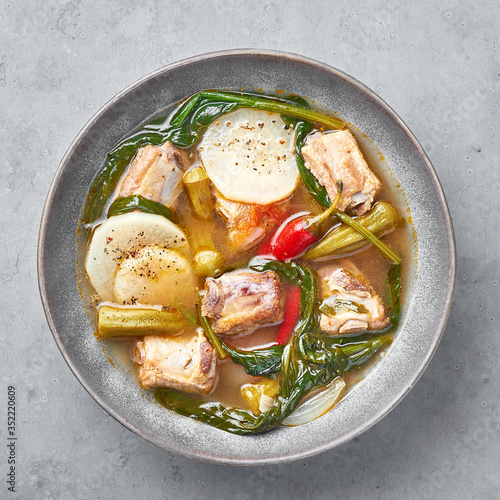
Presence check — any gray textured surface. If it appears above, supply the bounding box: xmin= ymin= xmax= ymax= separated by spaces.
xmin=1 ymin=0 xmax=498 ymax=498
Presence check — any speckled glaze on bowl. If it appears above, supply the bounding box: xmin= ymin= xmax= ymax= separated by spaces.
xmin=38 ymin=50 xmax=455 ymax=465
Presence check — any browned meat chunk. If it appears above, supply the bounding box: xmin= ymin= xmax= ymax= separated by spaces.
xmin=201 ymin=270 xmax=283 ymax=335
xmin=318 ymin=264 xmax=390 ymax=335
xmin=131 ymin=330 xmax=217 ymax=393
xmin=119 ymin=141 xmax=190 ymax=207
xmin=213 ymin=189 xmax=287 ymax=251
xmin=302 ymin=129 xmax=382 ymax=215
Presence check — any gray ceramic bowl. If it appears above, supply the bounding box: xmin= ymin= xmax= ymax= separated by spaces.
xmin=38 ymin=49 xmax=455 ymax=464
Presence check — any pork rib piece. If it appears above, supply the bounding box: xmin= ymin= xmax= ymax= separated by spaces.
xmin=119 ymin=141 xmax=190 ymax=207
xmin=319 ymin=264 xmax=390 ymax=335
xmin=131 ymin=330 xmax=217 ymax=393
xmin=201 ymin=270 xmax=283 ymax=335
xmin=302 ymin=129 xmax=382 ymax=215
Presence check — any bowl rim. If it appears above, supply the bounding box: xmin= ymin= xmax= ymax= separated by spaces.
xmin=38 ymin=48 xmax=456 ymax=464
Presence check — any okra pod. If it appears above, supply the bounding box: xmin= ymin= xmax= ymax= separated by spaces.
xmin=97 ymin=306 xmax=185 ymax=338
xmin=183 ymin=167 xmax=214 ymax=219
xmin=193 ymin=247 xmax=224 ymax=277
xmin=189 ymin=230 xmax=224 ymax=277
xmin=303 ymin=202 xmax=399 ymax=260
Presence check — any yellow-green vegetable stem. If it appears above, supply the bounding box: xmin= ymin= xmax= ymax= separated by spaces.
xmin=97 ymin=306 xmax=185 ymax=338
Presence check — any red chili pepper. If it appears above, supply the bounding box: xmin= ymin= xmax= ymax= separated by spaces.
xmin=275 ymin=286 xmax=302 ymax=344
xmin=258 ymin=181 xmax=343 ymax=261
xmin=267 ymin=215 xmax=321 ymax=260
xmin=259 ymin=206 xmax=335 ymax=260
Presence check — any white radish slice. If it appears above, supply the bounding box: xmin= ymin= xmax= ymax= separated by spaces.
xmin=114 ymin=245 xmax=195 ymax=308
xmin=199 ymin=108 xmax=298 ymax=204
xmin=282 ymin=378 xmax=346 ymax=426
xmin=85 ymin=212 xmax=189 ymax=301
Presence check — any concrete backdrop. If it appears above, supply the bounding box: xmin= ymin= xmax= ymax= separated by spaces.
xmin=1 ymin=1 xmax=498 ymax=498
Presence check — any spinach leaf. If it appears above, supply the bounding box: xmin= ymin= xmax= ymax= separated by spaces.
xmin=155 ymin=389 xmax=257 ymax=435
xmin=223 ymin=332 xmax=392 ymax=379
xmin=335 ymin=334 xmax=393 ymax=370
xmin=294 ymin=121 xmax=331 ymax=208
xmin=387 ymin=262 xmax=402 ymax=328
xmin=221 ymin=343 xmax=284 ymax=378
xmin=107 ymin=195 xmax=174 ymax=220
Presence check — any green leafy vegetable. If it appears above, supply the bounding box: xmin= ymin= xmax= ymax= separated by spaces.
xmin=221 ymin=343 xmax=284 ymax=378
xmin=189 ymin=101 xmax=239 ymax=128
xmin=223 ymin=332 xmax=393 ymax=379
xmin=169 ymin=93 xmax=202 ymax=126
xmin=155 ymin=389 xmax=256 ymax=435
xmin=195 ymin=91 xmax=345 ymax=129
xmin=84 ymin=156 xmax=127 ymax=224
xmin=335 ymin=334 xmax=393 ymax=370
xmin=296 ymin=332 xmax=348 ymax=368
xmin=279 ymin=95 xmax=310 ymax=127
xmin=387 ymin=263 xmax=402 ymax=328
xmin=107 ymin=195 xmax=174 ymax=220
xmin=295 ymin=121 xmax=331 ymax=208
xmin=107 ymin=130 xmax=165 ymax=159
